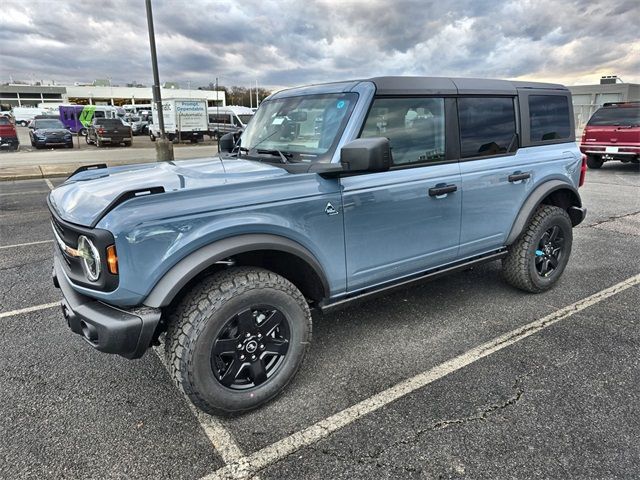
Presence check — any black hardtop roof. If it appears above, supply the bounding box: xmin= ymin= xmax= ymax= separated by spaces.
xmin=269 ymin=76 xmax=568 ymax=100
xmin=367 ymin=76 xmax=568 ymax=95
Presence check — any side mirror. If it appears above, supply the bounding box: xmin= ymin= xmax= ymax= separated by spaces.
xmin=219 ymin=132 xmax=236 ymax=152
xmin=340 ymin=137 xmax=392 ymax=172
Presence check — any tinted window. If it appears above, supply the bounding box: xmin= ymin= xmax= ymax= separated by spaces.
xmin=587 ymin=106 xmax=640 ymax=126
xmin=361 ymin=97 xmax=445 ymax=165
xmin=34 ymin=119 xmax=64 ymax=129
xmin=458 ymin=97 xmax=516 ymax=158
xmin=95 ymin=119 xmax=123 ymax=127
xmin=529 ymin=95 xmax=571 ymax=141
xmin=0 ymin=117 xmax=10 ymax=125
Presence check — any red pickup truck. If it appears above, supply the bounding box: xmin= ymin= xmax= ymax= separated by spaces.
xmin=580 ymin=102 xmax=640 ymax=169
xmin=0 ymin=116 xmax=20 ymax=151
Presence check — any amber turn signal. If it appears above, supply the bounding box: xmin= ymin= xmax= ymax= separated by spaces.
xmin=106 ymin=245 xmax=118 ymax=274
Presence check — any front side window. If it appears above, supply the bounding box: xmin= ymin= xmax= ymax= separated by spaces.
xmin=361 ymin=97 xmax=445 ymax=165
xmin=458 ymin=97 xmax=516 ymax=158
xmin=240 ymin=93 xmax=358 ymax=161
xmin=529 ymin=95 xmax=571 ymax=141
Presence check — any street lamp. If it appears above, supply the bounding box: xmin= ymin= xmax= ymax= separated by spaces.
xmin=145 ymin=0 xmax=173 ymax=161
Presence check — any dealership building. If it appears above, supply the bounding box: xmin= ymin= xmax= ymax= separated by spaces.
xmin=568 ymin=76 xmax=640 ymax=133
xmin=0 ymin=84 xmax=225 ymax=108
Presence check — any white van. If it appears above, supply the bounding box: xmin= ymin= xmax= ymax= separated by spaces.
xmin=12 ymin=107 xmax=48 ymax=126
xmin=207 ymin=105 xmax=254 ymax=139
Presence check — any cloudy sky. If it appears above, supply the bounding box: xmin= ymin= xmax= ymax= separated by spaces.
xmin=2 ymin=0 xmax=639 ymax=90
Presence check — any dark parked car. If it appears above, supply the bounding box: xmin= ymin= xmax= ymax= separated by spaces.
xmin=29 ymin=118 xmax=73 ymax=149
xmin=0 ymin=115 xmax=20 ymax=151
xmin=86 ymin=118 xmax=132 ymax=147
xmin=580 ymin=101 xmax=640 ymax=169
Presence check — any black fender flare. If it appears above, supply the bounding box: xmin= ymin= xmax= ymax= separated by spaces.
xmin=143 ymin=234 xmax=330 ymax=308
xmin=505 ymin=180 xmax=583 ymax=245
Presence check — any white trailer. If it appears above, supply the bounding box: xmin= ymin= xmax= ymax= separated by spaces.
xmin=150 ymin=98 xmax=208 ymax=143
xmin=12 ymin=107 xmax=48 ymax=126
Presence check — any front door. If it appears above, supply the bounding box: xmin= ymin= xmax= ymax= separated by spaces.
xmin=341 ymin=96 xmax=461 ymax=292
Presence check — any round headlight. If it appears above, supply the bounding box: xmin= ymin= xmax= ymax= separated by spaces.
xmin=78 ymin=235 xmax=101 ymax=281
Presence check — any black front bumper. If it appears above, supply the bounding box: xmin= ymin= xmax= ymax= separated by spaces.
xmin=53 ymin=256 xmax=161 ymax=359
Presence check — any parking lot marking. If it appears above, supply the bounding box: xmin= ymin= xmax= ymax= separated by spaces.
xmin=44 ymin=178 xmax=54 ymax=190
xmin=202 ymin=273 xmax=640 ymax=480
xmin=0 ymin=239 xmax=53 ymax=250
xmin=0 ymin=302 xmax=59 ymax=319
xmin=152 ymin=347 xmax=248 ymax=466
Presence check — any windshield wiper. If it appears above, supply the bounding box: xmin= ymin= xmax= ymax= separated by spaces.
xmin=256 ymin=149 xmax=293 ymax=164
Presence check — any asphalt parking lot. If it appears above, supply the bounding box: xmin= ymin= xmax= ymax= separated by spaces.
xmin=0 ymin=161 xmax=638 ymax=479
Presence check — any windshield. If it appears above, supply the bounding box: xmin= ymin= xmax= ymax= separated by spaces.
xmin=35 ymin=119 xmax=64 ymax=129
xmin=240 ymin=93 xmax=358 ymax=161
xmin=588 ymin=106 xmax=640 ymax=126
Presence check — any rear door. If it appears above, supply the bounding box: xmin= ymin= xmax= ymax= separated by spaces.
xmin=457 ymin=93 xmax=575 ymax=257
xmin=457 ymin=96 xmax=528 ymax=257
xmin=340 ymin=96 xmax=462 ymax=292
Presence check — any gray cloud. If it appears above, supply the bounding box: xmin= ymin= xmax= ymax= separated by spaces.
xmin=1 ymin=0 xmax=638 ymax=90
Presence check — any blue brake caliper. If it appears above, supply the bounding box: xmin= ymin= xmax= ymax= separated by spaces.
xmin=535 ymin=250 xmax=544 ymax=257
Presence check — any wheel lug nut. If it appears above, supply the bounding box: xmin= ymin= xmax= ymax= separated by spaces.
xmin=237 ymin=343 xmax=243 ymax=350
xmin=251 ymin=355 xmax=256 ymax=361
xmin=245 ymin=332 xmax=251 ymax=338
xmin=257 ymin=333 xmax=262 ymax=339
xmin=260 ymin=344 xmax=265 ymax=350
xmin=239 ymin=355 xmax=245 ymax=360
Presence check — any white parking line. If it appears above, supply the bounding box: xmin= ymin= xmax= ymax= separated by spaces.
xmin=0 ymin=239 xmax=53 ymax=250
xmin=45 ymin=179 xmax=55 ymax=190
xmin=152 ymin=346 xmax=248 ymax=466
xmin=0 ymin=302 xmax=59 ymax=319
xmin=202 ymin=273 xmax=640 ymax=480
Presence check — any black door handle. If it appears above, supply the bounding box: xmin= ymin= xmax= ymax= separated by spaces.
xmin=508 ymin=172 xmax=531 ymax=182
xmin=428 ymin=184 xmax=457 ymax=196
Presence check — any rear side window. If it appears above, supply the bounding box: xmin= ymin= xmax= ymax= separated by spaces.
xmin=458 ymin=97 xmax=516 ymax=158
xmin=0 ymin=117 xmax=10 ymax=125
xmin=361 ymin=97 xmax=446 ymax=165
xmin=96 ymin=119 xmax=122 ymax=127
xmin=529 ymin=95 xmax=571 ymax=141
xmin=587 ymin=106 xmax=640 ymax=126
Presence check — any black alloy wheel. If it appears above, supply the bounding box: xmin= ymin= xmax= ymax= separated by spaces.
xmin=534 ymin=225 xmax=564 ymax=277
xmin=211 ymin=306 xmax=290 ymax=390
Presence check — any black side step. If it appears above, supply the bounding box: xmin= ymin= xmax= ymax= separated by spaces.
xmin=90 ymin=186 xmax=165 ymax=228
xmin=318 ymin=249 xmax=508 ymax=314
xmin=67 ymin=163 xmax=108 ymax=179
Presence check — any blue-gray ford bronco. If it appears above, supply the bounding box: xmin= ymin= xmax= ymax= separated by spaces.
xmin=49 ymin=77 xmax=587 ymax=415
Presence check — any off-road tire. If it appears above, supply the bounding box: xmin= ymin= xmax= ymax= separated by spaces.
xmin=164 ymin=267 xmax=312 ymax=416
xmin=502 ymin=205 xmax=573 ymax=293
xmin=587 ymin=155 xmax=603 ymax=169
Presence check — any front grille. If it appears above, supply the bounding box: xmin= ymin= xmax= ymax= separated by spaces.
xmin=47 ymin=197 xmax=119 ymax=292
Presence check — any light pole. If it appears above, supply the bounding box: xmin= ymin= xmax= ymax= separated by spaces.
xmin=145 ymin=0 xmax=173 ymax=161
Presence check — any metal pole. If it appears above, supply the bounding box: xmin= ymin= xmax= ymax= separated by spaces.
xmin=216 ymin=77 xmax=219 ymax=148
xmin=145 ymin=0 xmax=165 ymax=139
xmin=255 ymin=79 xmax=259 ymax=107
xmin=145 ymin=0 xmax=173 ymax=161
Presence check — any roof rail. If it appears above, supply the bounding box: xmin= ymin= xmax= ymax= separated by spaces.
xmin=602 ymin=101 xmax=640 ymax=107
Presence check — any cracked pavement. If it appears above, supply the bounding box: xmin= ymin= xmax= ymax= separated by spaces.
xmin=1 ymin=161 xmax=639 ymax=479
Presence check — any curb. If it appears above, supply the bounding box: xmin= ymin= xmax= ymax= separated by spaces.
xmin=0 ymin=158 xmax=157 ymax=181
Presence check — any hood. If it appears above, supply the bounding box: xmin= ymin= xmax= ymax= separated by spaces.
xmin=35 ymin=128 xmax=69 ymax=135
xmin=48 ymin=156 xmax=288 ymax=227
